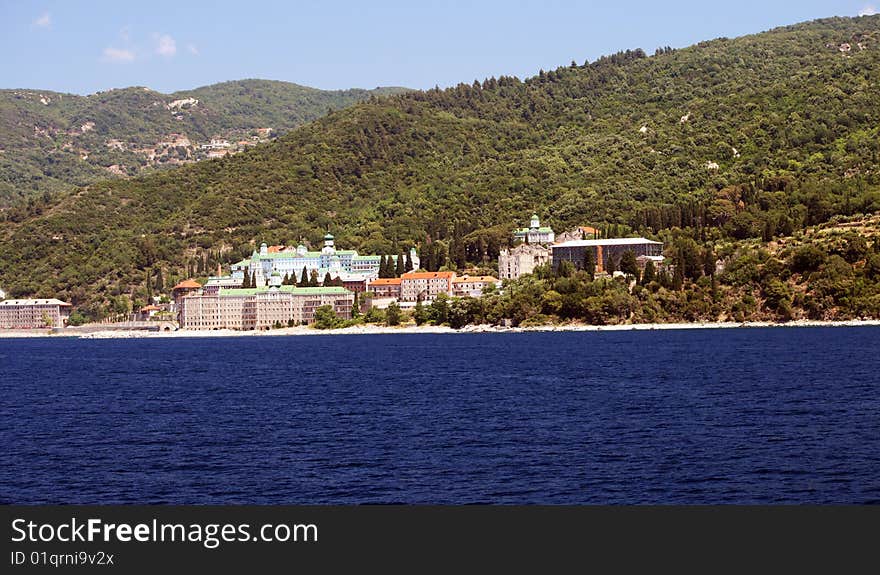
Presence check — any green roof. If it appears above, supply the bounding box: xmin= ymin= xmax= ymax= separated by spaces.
xmin=515 ymin=227 xmax=554 ymax=234
xmin=218 ymin=286 xmax=350 ymax=297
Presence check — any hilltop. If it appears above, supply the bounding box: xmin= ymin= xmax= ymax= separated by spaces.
xmin=1 ymin=16 xmax=879 ymax=320
xmin=0 ymin=79 xmax=409 ymax=205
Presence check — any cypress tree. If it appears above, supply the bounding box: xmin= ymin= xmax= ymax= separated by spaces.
xmin=251 ymin=272 xmax=257 ymax=288
xmin=145 ymin=271 xmax=153 ymax=301
xmin=351 ymin=291 xmax=360 ymax=318
xmin=672 ymin=265 xmax=684 ymax=291
xmin=299 ymin=266 xmax=309 ymax=286
xmin=405 ymin=250 xmax=414 ymax=272
xmin=606 ymin=255 xmax=617 ymax=274
xmin=620 ymin=250 xmax=639 ymax=278
xmin=155 ymin=267 xmax=164 ymax=292
xmin=582 ymin=248 xmax=595 ymax=280
xmin=283 ymin=272 xmax=291 ymax=285
xmin=242 ymin=272 xmax=250 ymax=289
xmin=323 ymin=272 xmax=333 ymax=286
xmin=309 ymin=269 xmax=319 ymax=287
xmin=641 ymin=260 xmax=656 ymax=285
xmin=395 ymin=253 xmax=405 ymax=277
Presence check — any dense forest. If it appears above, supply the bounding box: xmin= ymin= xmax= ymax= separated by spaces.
xmin=1 ymin=16 xmax=879 ymax=323
xmin=0 ymin=80 xmax=409 ymax=205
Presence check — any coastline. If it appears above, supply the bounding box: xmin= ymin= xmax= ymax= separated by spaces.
xmin=1 ymin=318 xmax=879 ymax=339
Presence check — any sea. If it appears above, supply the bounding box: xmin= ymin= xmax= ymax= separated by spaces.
xmin=1 ymin=327 xmax=879 ymax=504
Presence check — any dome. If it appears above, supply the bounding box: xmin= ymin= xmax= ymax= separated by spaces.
xmin=324 ymin=233 xmax=334 ymax=241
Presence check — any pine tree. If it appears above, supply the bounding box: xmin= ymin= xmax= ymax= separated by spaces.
xmin=395 ymin=253 xmax=405 ymax=277
xmin=309 ymin=269 xmax=319 ymax=287
xmin=414 ymin=298 xmax=428 ymax=326
xmin=242 ymin=272 xmax=250 ymax=289
xmin=251 ymin=272 xmax=257 ymax=288
xmin=299 ymin=266 xmax=309 ymax=287
xmin=323 ymin=272 xmax=332 ymax=286
xmin=283 ymin=272 xmax=291 ymax=285
xmin=405 ymin=250 xmax=414 ymax=272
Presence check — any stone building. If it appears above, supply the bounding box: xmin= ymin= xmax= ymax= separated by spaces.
xmin=498 ymin=244 xmax=551 ymax=280
xmin=0 ymin=299 xmax=72 ymax=328
xmin=399 ymin=271 xmax=455 ymax=302
xmin=551 ymin=238 xmax=663 ymax=274
xmin=180 ymin=282 xmax=353 ymax=330
xmin=452 ymin=275 xmax=502 ymax=297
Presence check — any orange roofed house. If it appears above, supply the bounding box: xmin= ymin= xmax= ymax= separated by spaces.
xmin=368 ymin=277 xmax=402 ymax=298
xmin=399 ymin=271 xmax=455 ymax=302
xmin=452 ymin=275 xmax=501 ymax=298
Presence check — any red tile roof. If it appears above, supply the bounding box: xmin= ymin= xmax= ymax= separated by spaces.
xmin=172 ymin=279 xmax=201 ymax=290
xmin=369 ymin=278 xmax=402 ymax=286
xmin=401 ymin=271 xmax=455 ymax=280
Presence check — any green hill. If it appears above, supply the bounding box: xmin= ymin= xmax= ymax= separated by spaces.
xmin=1 ymin=16 xmax=879 ymax=320
xmin=0 ymin=79 xmax=409 ymax=205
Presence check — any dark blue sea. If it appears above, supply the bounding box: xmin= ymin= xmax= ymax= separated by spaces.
xmin=2 ymin=327 xmax=879 ymax=504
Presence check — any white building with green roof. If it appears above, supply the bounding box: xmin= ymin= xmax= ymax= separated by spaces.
xmin=513 ymin=214 xmax=555 ymax=245
xmin=180 ymin=284 xmax=353 ymax=330
xmin=229 ymin=234 xmax=418 ymax=287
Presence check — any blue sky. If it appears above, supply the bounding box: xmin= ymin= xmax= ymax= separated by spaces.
xmin=1 ymin=1 xmax=876 ymax=94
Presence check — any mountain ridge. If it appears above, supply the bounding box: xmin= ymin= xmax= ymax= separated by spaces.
xmin=0 ymin=79 xmax=410 ymax=205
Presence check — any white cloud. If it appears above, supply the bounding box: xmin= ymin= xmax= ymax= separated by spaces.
xmin=187 ymin=43 xmax=199 ymax=56
xmin=33 ymin=12 xmax=51 ymax=28
xmin=155 ymin=34 xmax=177 ymax=57
xmin=859 ymin=4 xmax=878 ymax=16
xmin=102 ymin=47 xmax=135 ymax=63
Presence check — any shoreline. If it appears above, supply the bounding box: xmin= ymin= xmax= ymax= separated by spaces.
xmin=1 ymin=319 xmax=879 ymax=339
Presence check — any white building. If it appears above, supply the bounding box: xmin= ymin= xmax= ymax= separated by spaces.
xmin=0 ymin=299 xmax=72 ymax=328
xmin=498 ymin=244 xmax=551 ymax=280
xmin=513 ymin=214 xmax=555 ymax=245
xmin=230 ymin=234 xmax=419 ymax=288
xmin=180 ymin=282 xmax=353 ymax=330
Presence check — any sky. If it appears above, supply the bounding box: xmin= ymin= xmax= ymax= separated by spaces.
xmin=1 ymin=0 xmax=877 ymax=95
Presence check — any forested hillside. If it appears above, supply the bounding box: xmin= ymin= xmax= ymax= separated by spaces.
xmin=0 ymin=80 xmax=408 ymax=204
xmin=1 ymin=16 xmax=879 ymax=321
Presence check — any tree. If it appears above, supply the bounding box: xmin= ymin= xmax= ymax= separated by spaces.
xmin=385 ymin=302 xmax=401 ymax=326
xmin=313 ymin=305 xmax=341 ymax=329
xmin=155 ymin=267 xmax=164 ymax=292
xmin=283 ymin=272 xmax=291 ymax=285
xmin=641 ymin=260 xmax=656 ymax=285
xmin=395 ymin=253 xmax=405 ymax=277
xmin=242 ymin=272 xmax=250 ymax=289
xmin=414 ymin=297 xmax=428 ymax=325
xmin=351 ymin=291 xmax=360 ymax=318
xmin=672 ymin=264 xmax=684 ymax=291
xmin=323 ymin=272 xmax=332 ymax=286
xmin=309 ymin=269 xmax=319 ymax=287
xmin=429 ymin=293 xmax=450 ymax=325
xmin=405 ymin=250 xmax=414 ymax=272
xmin=251 ymin=272 xmax=257 ymax=288
xmin=605 ymin=255 xmax=617 ymax=274
xmin=619 ymin=250 xmax=639 ymax=278
xmin=299 ymin=266 xmax=309 ymax=287
xmin=582 ymin=247 xmax=595 ymax=280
